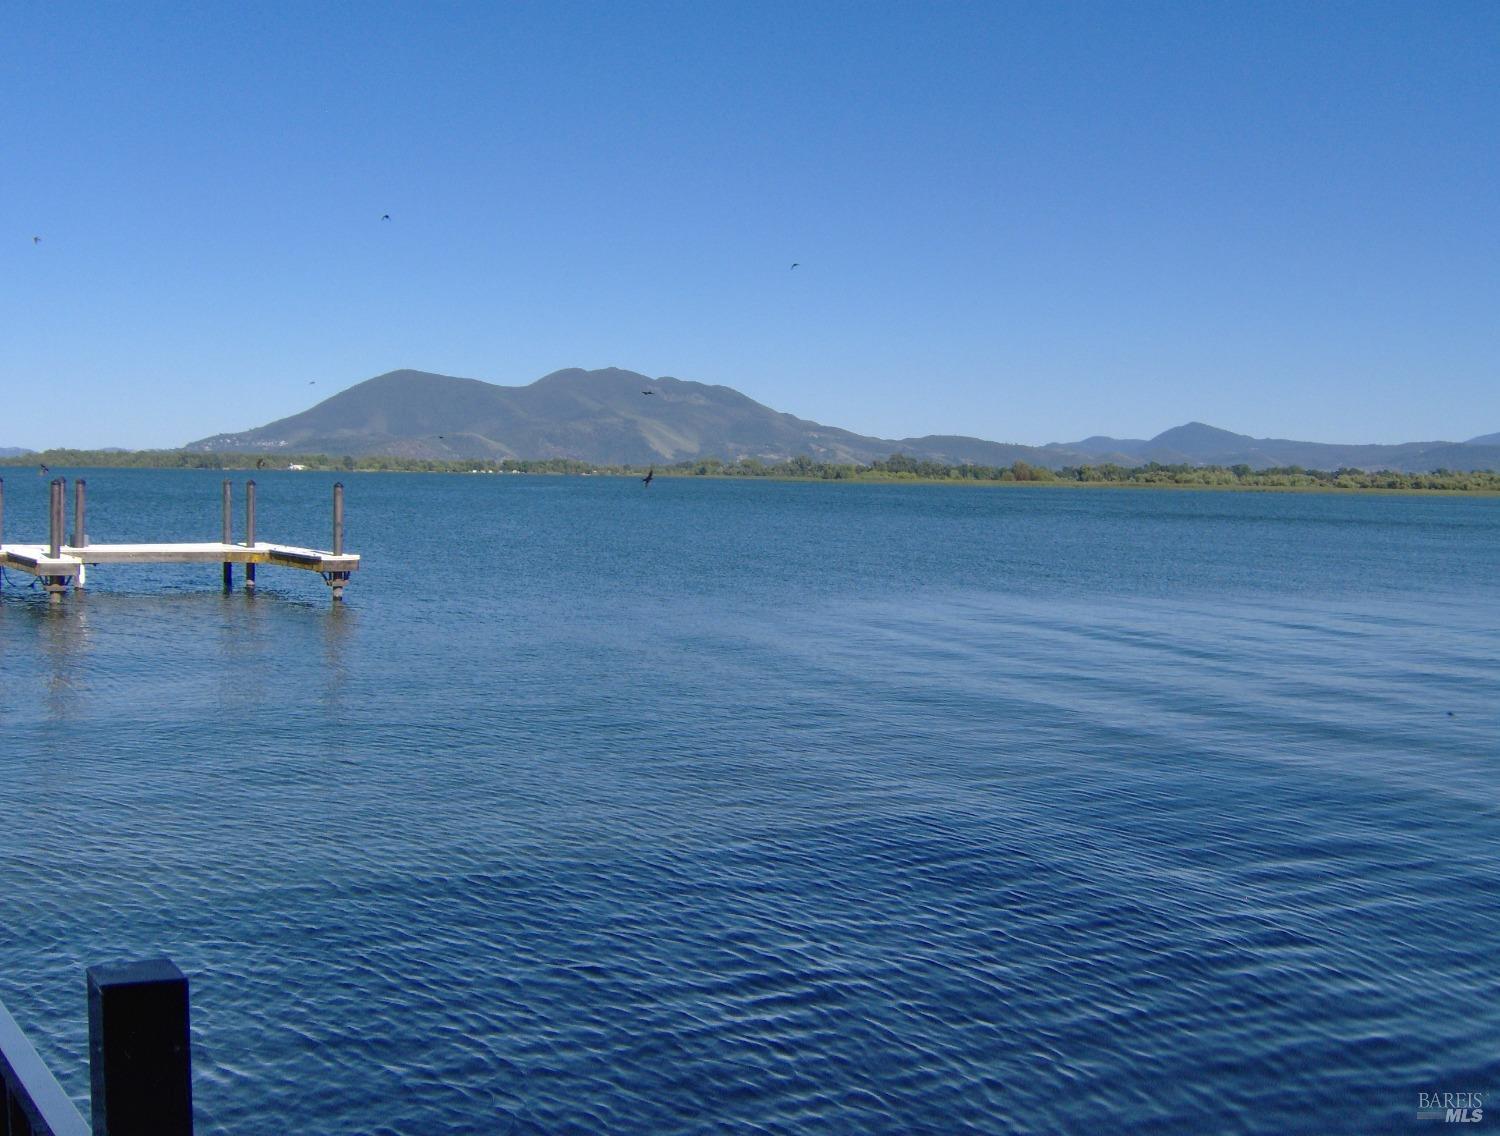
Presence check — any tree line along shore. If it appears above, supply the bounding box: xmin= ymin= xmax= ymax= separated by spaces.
xmin=3 ymin=450 xmax=1499 ymax=492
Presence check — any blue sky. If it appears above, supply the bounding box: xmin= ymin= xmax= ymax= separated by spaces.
xmin=3 ymin=1 xmax=1496 ymax=450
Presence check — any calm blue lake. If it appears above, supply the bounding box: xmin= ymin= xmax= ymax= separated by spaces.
xmin=2 ymin=469 xmax=1497 ymax=1133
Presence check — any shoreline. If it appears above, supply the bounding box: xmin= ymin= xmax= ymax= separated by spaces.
xmin=5 ymin=459 xmax=1499 ymax=496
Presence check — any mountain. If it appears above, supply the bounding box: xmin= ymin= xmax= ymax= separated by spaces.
xmin=188 ymin=367 xmax=1042 ymax=467
xmin=187 ymin=367 xmax=1500 ymax=472
xmin=1066 ymin=421 xmax=1500 ymax=472
xmin=0 ymin=446 xmax=33 ymax=458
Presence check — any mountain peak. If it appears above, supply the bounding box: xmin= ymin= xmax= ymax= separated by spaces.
xmin=533 ymin=366 xmax=650 ymax=387
xmin=1149 ymin=422 xmax=1252 ymax=448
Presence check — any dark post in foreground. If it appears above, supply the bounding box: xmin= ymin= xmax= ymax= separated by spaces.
xmin=0 ymin=477 xmax=6 ymax=548
xmin=87 ymin=959 xmax=193 ymax=1136
xmin=245 ymin=480 xmax=257 ymax=590
xmin=220 ymin=480 xmax=232 ymax=590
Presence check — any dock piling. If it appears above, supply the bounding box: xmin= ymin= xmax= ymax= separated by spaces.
xmin=73 ymin=479 xmax=87 ymax=549
xmin=332 ymin=482 xmax=344 ymax=556
xmin=0 ymin=476 xmax=5 ymax=549
xmin=221 ymin=480 xmax=233 ymax=590
xmin=49 ymin=479 xmax=64 ymax=559
xmin=245 ymin=480 xmax=257 ymax=589
xmin=46 ymin=479 xmax=67 ymax=603
xmin=328 ymin=482 xmax=347 ymax=601
xmin=72 ymin=479 xmax=89 ymax=589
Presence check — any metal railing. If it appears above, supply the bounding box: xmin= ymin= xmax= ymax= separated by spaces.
xmin=1 ymin=958 xmax=192 ymax=1136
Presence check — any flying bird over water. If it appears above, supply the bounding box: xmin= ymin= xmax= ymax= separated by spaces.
xmin=38 ymin=464 xmax=49 ymax=476
xmin=642 ymin=467 xmax=654 ymax=487
xmin=256 ymin=458 xmax=266 ymax=469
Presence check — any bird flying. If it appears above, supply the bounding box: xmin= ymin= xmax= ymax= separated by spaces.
xmin=381 ymin=214 xmax=391 ymax=221
xmin=642 ymin=390 xmax=655 ymax=395
xmin=790 ymin=262 xmax=799 ymax=269
xmin=256 ymin=458 xmax=266 ymax=469
xmin=38 ymin=464 xmax=49 ymax=476
xmin=642 ymin=467 xmax=654 ymax=487
xmin=32 ymin=236 xmax=41 ymax=244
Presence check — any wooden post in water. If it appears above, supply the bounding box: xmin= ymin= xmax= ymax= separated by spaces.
xmin=73 ymin=478 xmax=88 ymax=588
xmin=221 ymin=480 xmax=233 ymax=590
xmin=329 ymin=481 xmax=347 ymax=601
xmin=0 ymin=477 xmax=5 ymax=549
xmin=47 ymin=477 xmax=67 ymax=603
xmin=73 ymin=478 xmax=87 ymax=548
xmin=245 ymin=479 xmax=257 ymax=590
xmin=86 ymin=959 xmax=194 ymax=1136
xmin=50 ymin=478 xmax=64 ymax=559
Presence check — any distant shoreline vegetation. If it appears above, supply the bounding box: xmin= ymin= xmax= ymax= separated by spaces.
xmin=4 ymin=450 xmax=1500 ymax=492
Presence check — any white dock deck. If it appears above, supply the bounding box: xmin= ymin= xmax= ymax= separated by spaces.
xmin=0 ymin=542 xmax=361 ymax=577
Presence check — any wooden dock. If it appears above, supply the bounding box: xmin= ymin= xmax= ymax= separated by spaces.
xmin=0 ymin=477 xmax=359 ymax=603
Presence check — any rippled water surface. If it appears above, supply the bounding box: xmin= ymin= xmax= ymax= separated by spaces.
xmin=2 ymin=470 xmax=1497 ymax=1133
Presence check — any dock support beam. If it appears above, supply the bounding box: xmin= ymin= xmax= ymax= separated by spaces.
xmin=245 ymin=480 xmax=257 ymax=590
xmin=221 ymin=480 xmax=232 ymax=590
xmin=87 ymin=959 xmax=194 ymax=1136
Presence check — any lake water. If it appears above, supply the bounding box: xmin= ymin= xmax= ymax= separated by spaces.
xmin=1 ymin=469 xmax=1497 ymax=1134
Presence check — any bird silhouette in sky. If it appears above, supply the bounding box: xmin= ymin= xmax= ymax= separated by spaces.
xmin=790 ymin=262 xmax=799 ymax=269
xmin=642 ymin=389 xmax=655 ymax=395
xmin=381 ymin=214 xmax=391 ymax=221
xmin=642 ymin=467 xmax=654 ymax=487
xmin=32 ymin=236 xmax=41 ymax=245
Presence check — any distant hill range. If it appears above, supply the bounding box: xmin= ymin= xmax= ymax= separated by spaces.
xmin=178 ymin=366 xmax=1500 ymax=472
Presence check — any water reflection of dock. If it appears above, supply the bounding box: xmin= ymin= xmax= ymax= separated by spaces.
xmin=0 ymin=478 xmax=359 ymax=603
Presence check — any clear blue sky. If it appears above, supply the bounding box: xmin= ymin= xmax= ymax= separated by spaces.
xmin=3 ymin=1 xmax=1496 ymax=450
